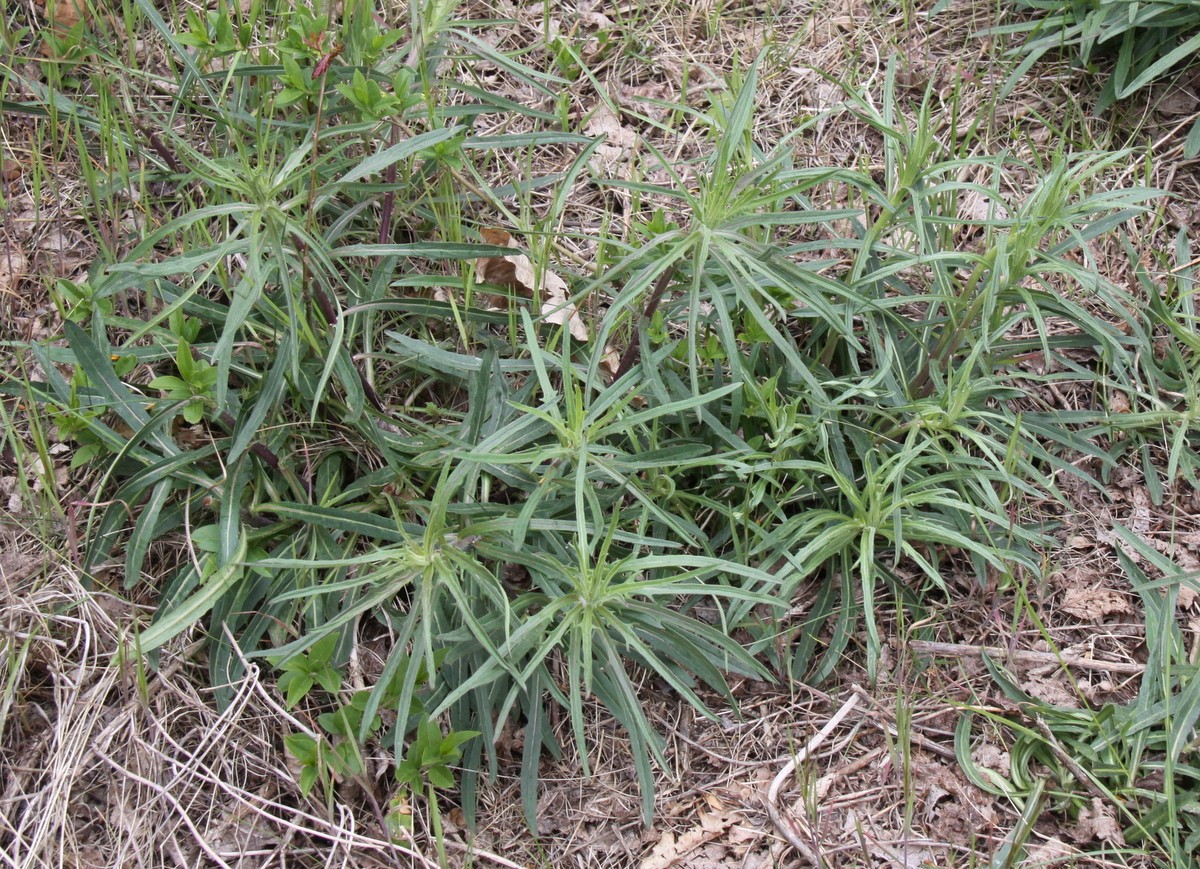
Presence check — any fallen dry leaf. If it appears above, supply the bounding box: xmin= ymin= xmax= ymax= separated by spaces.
xmin=476 ymin=228 xmax=589 ymax=341
xmin=39 ymin=0 xmax=94 ymax=55
xmin=616 ymin=80 xmax=676 ymax=122
xmin=1072 ymin=798 xmax=1125 ymax=845
xmin=639 ymin=810 xmax=735 ymax=869
xmin=584 ymin=103 xmax=638 ymax=174
xmin=36 ymin=226 xmax=92 ymax=277
xmin=971 ymin=744 xmax=1010 ymax=777
xmin=42 ymin=0 xmax=89 ymax=28
xmin=1023 ymin=672 xmax=1081 ymax=708
xmin=1 ymin=159 xmax=21 ymax=183
xmin=1179 ymin=585 xmax=1198 ymax=610
xmin=1025 ymin=838 xmax=1078 ymax=864
xmin=1108 ymin=390 xmax=1131 ymax=413
xmin=1156 ymin=88 xmax=1199 ymax=116
xmin=600 ymin=345 xmax=622 ymax=379
xmin=584 ymin=104 xmax=637 ymax=150
xmin=476 ymin=227 xmax=532 ymax=299
xmin=1060 ymin=586 xmax=1132 ymax=621
xmin=578 ymin=10 xmax=613 ymax=29
xmin=0 ymin=248 xmax=28 ymax=297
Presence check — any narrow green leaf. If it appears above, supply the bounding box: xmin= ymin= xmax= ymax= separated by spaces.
xmin=1185 ymin=117 xmax=1200 ymax=160
xmin=136 ymin=534 xmax=247 ymax=652
xmin=125 ymin=479 xmax=175 ymax=590
xmin=333 ymin=243 xmax=514 ymax=259
xmin=228 ymin=333 xmax=292 ymax=465
xmin=1115 ymin=33 xmax=1200 ymax=98
xmin=258 ymin=502 xmax=406 ymax=542
xmin=336 ymin=126 xmax=464 ymax=184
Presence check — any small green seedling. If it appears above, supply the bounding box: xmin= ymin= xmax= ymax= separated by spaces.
xmin=177 ymin=5 xmax=247 ymax=57
xmin=53 ymin=278 xmax=112 ymax=324
xmin=148 ymin=341 xmax=218 ymax=424
xmin=336 ymin=69 xmax=403 ymax=122
xmin=275 ymin=633 xmax=342 ymax=709
xmin=395 ymin=716 xmax=479 ymax=792
xmin=390 ymin=715 xmax=479 ymax=863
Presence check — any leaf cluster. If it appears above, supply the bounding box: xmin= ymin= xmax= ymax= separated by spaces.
xmin=988 ymin=0 xmax=1200 ymax=153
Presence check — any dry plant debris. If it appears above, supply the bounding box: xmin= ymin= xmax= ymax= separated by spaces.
xmin=0 ymin=248 xmax=28 ymax=299
xmin=475 ymin=227 xmax=590 ymax=341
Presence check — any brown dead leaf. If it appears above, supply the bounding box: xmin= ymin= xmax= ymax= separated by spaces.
xmin=600 ymin=345 xmax=622 ymax=380
xmin=477 ymin=227 xmax=530 ymax=296
xmin=39 ymin=0 xmax=95 ymax=55
xmin=476 ymin=228 xmax=589 ymax=341
xmin=0 ymin=248 xmax=28 ymax=297
xmin=2 ymin=476 xmax=21 ymax=514
xmin=42 ymin=0 xmax=90 ymax=29
xmin=1 ymin=159 xmax=21 ymax=183
xmin=584 ymin=104 xmax=638 ymax=174
xmin=37 ymin=227 xmax=92 ymax=277
xmin=1179 ymin=585 xmax=1198 ymax=610
xmin=1026 ymin=838 xmax=1078 ymax=864
xmin=1072 ymin=798 xmax=1125 ymax=845
xmin=1060 ymin=586 xmax=1132 ymax=621
xmin=616 ymin=80 xmax=676 ymax=122
xmin=640 ymin=831 xmax=683 ymax=868
xmin=896 ymin=67 xmax=931 ymax=91
xmin=700 ymin=792 xmax=725 ymax=812
xmin=578 ymin=10 xmax=614 ymax=29
xmin=971 ymin=744 xmax=1010 ymax=777
xmin=1023 ymin=672 xmax=1080 ymax=708
xmin=1156 ymin=88 xmax=1199 ymax=115
xmin=639 ymin=811 xmax=734 ymax=869
xmin=584 ymin=105 xmax=637 ymax=150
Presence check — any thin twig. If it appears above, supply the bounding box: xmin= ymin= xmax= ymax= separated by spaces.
xmin=613 ymin=266 xmax=676 ymax=381
xmin=222 ymin=625 xmax=319 ymax=738
xmin=1031 ymin=716 xmax=1114 ymax=804
xmin=115 ymin=721 xmax=438 ymax=866
xmin=850 ymin=685 xmax=957 ymax=760
xmin=906 ymin=639 xmax=1145 ymax=675
xmin=92 ymin=746 xmax=235 ymax=869
xmin=766 ymin=690 xmax=862 ymax=865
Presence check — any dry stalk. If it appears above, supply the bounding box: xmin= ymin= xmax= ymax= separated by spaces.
xmin=765 ymin=690 xmax=862 ymax=865
xmin=906 ymin=639 xmax=1145 ymax=676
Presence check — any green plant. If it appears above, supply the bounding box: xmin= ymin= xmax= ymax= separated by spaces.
xmin=395 ymin=716 xmax=478 ymax=794
xmin=176 ymin=3 xmax=247 ymax=57
xmin=281 ymin=646 xmax=436 ymax=794
xmin=275 ymin=633 xmax=342 ymax=709
xmin=4 ymin=0 xmax=1170 ymax=843
xmin=987 ymin=0 xmax=1200 ymax=152
xmin=587 ymin=62 xmax=1156 ymax=686
xmin=147 ymin=341 xmax=218 ymax=424
xmin=956 ymin=526 xmax=1200 ymax=864
xmin=52 ymin=277 xmax=112 ymax=324
xmin=392 ymin=715 xmax=479 ymax=862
